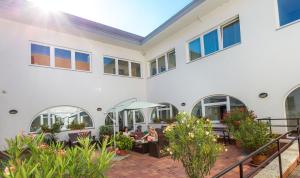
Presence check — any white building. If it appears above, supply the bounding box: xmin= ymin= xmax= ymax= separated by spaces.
xmin=1 ymin=0 xmax=300 ymax=149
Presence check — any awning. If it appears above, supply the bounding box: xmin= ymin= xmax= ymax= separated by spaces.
xmin=107 ymin=98 xmax=164 ymax=113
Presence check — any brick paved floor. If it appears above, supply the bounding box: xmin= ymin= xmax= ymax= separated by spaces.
xmin=107 ymin=145 xmax=254 ymax=178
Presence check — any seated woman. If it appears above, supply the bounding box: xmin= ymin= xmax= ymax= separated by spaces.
xmin=142 ymin=127 xmax=158 ymax=142
xmin=122 ymin=127 xmax=130 ymax=137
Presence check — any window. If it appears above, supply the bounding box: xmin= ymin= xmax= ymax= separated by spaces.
xmin=118 ymin=60 xmax=129 ymax=76
xmin=222 ymin=19 xmax=241 ymax=48
xmin=167 ymin=50 xmax=176 ymax=69
xmin=157 ymin=56 xmax=166 ymax=73
xmin=187 ymin=17 xmax=241 ymax=62
xmin=31 ymin=44 xmax=50 ymax=66
xmin=150 ymin=60 xmax=157 ymax=76
xmin=131 ymin=62 xmax=141 ymax=77
xmin=151 ymin=103 xmax=179 ymax=122
xmin=30 ymin=106 xmax=93 ymax=132
xmin=149 ymin=49 xmax=176 ymax=77
xmin=278 ymin=0 xmax=300 ymax=26
xmin=192 ymin=95 xmax=246 ymax=123
xmin=204 ymin=29 xmax=219 ymax=55
xmin=103 ymin=57 xmax=116 ymax=74
xmin=188 ymin=38 xmax=201 ymax=61
xmin=55 ymin=48 xmax=71 ymax=69
xmin=75 ymin=52 xmax=90 ymax=71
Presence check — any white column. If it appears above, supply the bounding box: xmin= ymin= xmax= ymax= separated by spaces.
xmin=201 ymin=99 xmax=205 ymax=117
xmin=124 ymin=111 xmax=128 ymax=127
xmin=133 ymin=110 xmax=136 ymax=131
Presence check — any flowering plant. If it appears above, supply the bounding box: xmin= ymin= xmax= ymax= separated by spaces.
xmin=0 ymin=133 xmax=114 ymax=178
xmin=164 ymin=112 xmax=222 ymax=178
xmin=223 ymin=108 xmax=256 ymax=132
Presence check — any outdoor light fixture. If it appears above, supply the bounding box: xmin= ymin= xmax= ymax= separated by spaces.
xmin=9 ymin=109 xmax=18 ymax=114
xmin=181 ymin=102 xmax=186 ymax=107
xmin=259 ymin=92 xmax=268 ymax=98
xmin=97 ymin=108 xmax=102 ymax=111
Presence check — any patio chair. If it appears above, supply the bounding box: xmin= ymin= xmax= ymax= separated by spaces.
xmin=213 ymin=127 xmax=230 ymax=145
xmin=149 ymin=129 xmax=169 ymax=158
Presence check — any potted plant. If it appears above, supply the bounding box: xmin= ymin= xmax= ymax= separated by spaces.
xmin=223 ymin=108 xmax=256 ymax=132
xmin=115 ymin=133 xmax=133 ymax=156
xmin=233 ymin=118 xmax=270 ymax=165
xmin=99 ymin=125 xmax=113 ymax=143
xmin=164 ymin=112 xmax=222 ymax=178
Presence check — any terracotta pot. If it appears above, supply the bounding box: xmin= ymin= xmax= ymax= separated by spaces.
xmin=251 ymin=154 xmax=267 ymax=165
xmin=116 ymin=150 xmax=128 ymax=156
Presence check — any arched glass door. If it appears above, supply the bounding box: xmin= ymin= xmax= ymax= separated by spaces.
xmin=192 ymin=95 xmax=246 ymax=123
xmin=285 ymin=87 xmax=300 ymax=131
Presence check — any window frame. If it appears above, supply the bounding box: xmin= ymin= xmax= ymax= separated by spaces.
xmin=276 ymin=0 xmax=300 ymax=28
xmin=149 ymin=48 xmax=176 ymax=78
xmin=103 ymin=55 xmax=143 ymax=78
xmin=221 ymin=18 xmax=241 ymax=49
xmin=54 ymin=47 xmax=72 ymax=70
xmin=186 ymin=15 xmax=241 ymax=63
xmin=29 ymin=106 xmax=95 ymax=133
xmin=29 ymin=41 xmax=92 ymax=73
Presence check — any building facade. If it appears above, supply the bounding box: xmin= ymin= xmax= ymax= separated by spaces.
xmin=1 ymin=0 xmax=300 ymax=149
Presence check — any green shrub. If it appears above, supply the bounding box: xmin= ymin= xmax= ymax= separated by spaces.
xmin=164 ymin=112 xmax=222 ymax=178
xmin=0 ymin=133 xmax=114 ymax=178
xmin=115 ymin=133 xmax=133 ymax=151
xmin=99 ymin=125 xmax=113 ymax=136
xmin=68 ymin=121 xmax=85 ymax=130
xmin=41 ymin=122 xmax=61 ymax=134
xmin=223 ymin=108 xmax=256 ymax=132
xmin=234 ymin=118 xmax=270 ymax=151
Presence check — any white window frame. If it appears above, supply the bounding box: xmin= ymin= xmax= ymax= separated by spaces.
xmin=29 ymin=41 xmax=92 ymax=73
xmin=167 ymin=49 xmax=176 ymax=70
xmin=275 ymin=0 xmax=300 ymax=29
xmin=221 ymin=18 xmax=241 ymax=50
xmin=103 ymin=55 xmax=142 ymax=78
xmin=149 ymin=48 xmax=176 ymax=77
xmin=186 ymin=15 xmax=240 ymax=63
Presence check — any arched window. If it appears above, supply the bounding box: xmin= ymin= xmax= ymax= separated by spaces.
xmin=192 ymin=95 xmax=246 ymax=123
xmin=30 ymin=106 xmax=93 ymax=132
xmin=151 ymin=103 xmax=179 ymax=122
xmin=285 ymin=87 xmax=300 ymax=131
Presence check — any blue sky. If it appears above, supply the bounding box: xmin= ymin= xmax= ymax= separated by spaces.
xmin=28 ymin=0 xmax=193 ymax=36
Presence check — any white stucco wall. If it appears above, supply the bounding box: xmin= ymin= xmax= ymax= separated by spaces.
xmin=0 ymin=18 xmax=147 ymax=149
xmin=144 ymin=0 xmax=300 ymax=131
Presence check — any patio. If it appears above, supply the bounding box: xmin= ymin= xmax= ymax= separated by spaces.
xmin=107 ymin=145 xmax=254 ymax=178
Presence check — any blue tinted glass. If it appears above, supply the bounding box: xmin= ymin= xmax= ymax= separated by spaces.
xmin=75 ymin=52 xmax=89 ymax=63
xmin=223 ymin=20 xmax=241 ymax=48
xmin=278 ymin=0 xmax=300 ymax=26
xmin=31 ymin=44 xmax=50 ymax=56
xmin=204 ymin=29 xmax=219 ymax=55
xmin=55 ymin=48 xmax=71 ymax=59
xmin=188 ymin=38 xmax=201 ymax=61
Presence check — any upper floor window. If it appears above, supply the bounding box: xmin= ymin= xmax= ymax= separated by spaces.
xmin=31 ymin=44 xmax=50 ymax=66
xmin=157 ymin=55 xmax=166 ymax=73
xmin=188 ymin=38 xmax=201 ymax=61
xmin=103 ymin=57 xmax=116 ymax=74
xmin=131 ymin=62 xmax=141 ymax=77
xmin=187 ymin=16 xmax=240 ymax=62
xmin=103 ymin=56 xmax=142 ymax=78
xmin=278 ymin=0 xmax=300 ymax=26
xmin=167 ymin=50 xmax=176 ymax=70
xmin=222 ymin=19 xmax=241 ymax=48
xmin=55 ymin=48 xmax=71 ymax=69
xmin=75 ymin=52 xmax=90 ymax=71
xmin=149 ymin=49 xmax=176 ymax=77
xmin=204 ymin=29 xmax=219 ymax=55
xmin=118 ymin=60 xmax=129 ymax=76
xmin=30 ymin=42 xmax=91 ymax=72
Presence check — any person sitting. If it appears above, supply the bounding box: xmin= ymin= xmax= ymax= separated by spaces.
xmin=122 ymin=127 xmax=130 ymax=137
xmin=142 ymin=127 xmax=158 ymax=142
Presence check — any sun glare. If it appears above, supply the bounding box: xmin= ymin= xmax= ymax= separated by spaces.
xmin=27 ymin=0 xmax=60 ymax=13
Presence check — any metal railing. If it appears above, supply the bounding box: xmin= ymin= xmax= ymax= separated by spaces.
xmin=212 ymin=118 xmax=300 ymax=178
